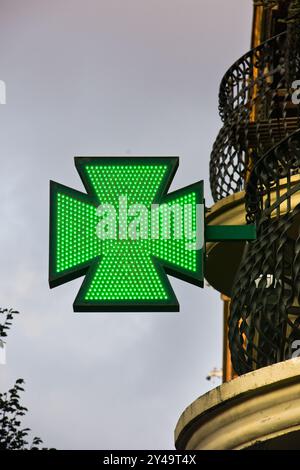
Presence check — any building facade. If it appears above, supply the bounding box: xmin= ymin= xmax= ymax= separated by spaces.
xmin=176 ymin=0 xmax=300 ymax=450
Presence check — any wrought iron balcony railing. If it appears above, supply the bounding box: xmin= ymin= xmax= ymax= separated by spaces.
xmin=229 ymin=129 xmax=300 ymax=375
xmin=209 ymin=7 xmax=300 ymax=376
xmin=210 ymin=31 xmax=300 ymax=202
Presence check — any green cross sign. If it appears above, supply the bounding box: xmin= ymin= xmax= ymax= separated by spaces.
xmin=49 ymin=157 xmax=255 ymax=312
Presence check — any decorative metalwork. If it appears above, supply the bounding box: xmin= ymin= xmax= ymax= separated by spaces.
xmin=209 ymin=1 xmax=300 ymax=375
xmin=230 ymin=130 xmax=300 ymax=375
xmin=210 ymin=30 xmax=300 ymax=201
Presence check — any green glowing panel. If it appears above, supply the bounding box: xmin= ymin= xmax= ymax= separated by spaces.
xmin=49 ymin=157 xmax=204 ymax=312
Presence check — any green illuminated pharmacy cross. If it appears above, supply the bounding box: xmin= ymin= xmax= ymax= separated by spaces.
xmin=49 ymin=157 xmax=255 ymax=312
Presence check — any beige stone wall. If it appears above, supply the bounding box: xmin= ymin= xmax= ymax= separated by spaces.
xmin=175 ymin=358 xmax=300 ymax=450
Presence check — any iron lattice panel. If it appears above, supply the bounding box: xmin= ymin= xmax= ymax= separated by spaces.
xmin=210 ymin=30 xmax=300 ymax=201
xmin=230 ymin=131 xmax=300 ymax=375
xmin=209 ymin=1 xmax=300 ymax=375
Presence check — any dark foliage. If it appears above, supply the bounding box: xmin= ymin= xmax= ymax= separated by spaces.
xmin=0 ymin=379 xmax=43 ymax=450
xmin=0 ymin=308 xmax=46 ymax=450
xmin=0 ymin=308 xmax=19 ymax=339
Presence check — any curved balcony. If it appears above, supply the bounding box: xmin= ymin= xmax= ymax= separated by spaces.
xmin=210 ymin=30 xmax=300 ymax=202
xmin=175 ymin=359 xmax=300 ymax=450
xmin=229 ymin=129 xmax=300 ymax=376
xmin=218 ymin=32 xmax=286 ymax=121
xmin=207 ymin=14 xmax=300 ymax=377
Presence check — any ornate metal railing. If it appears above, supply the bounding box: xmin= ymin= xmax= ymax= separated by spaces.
xmin=209 ymin=2 xmax=300 ymax=376
xmin=229 ymin=129 xmax=300 ymax=375
xmin=210 ymin=31 xmax=300 ymax=202
xmin=218 ymin=32 xmax=286 ymax=122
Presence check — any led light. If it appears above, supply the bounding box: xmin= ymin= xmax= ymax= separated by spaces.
xmin=49 ymin=157 xmax=204 ymax=312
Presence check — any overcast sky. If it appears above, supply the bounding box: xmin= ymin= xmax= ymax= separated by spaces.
xmin=0 ymin=0 xmax=252 ymax=450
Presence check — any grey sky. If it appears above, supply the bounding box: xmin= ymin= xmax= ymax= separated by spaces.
xmin=0 ymin=0 xmax=252 ymax=449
